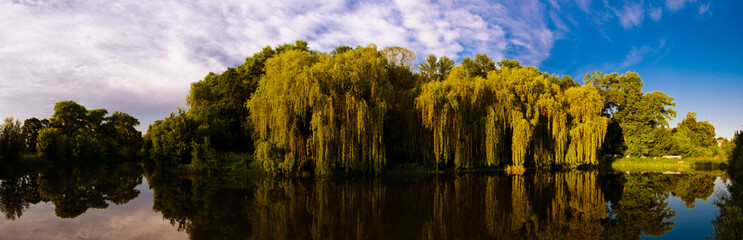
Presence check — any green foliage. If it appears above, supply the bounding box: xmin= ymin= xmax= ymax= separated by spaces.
xmin=35 ymin=101 xmax=143 ymax=164
xmin=0 ymin=117 xmax=25 ymax=163
xmin=36 ymin=128 xmax=73 ymax=162
xmin=585 ymin=71 xmax=678 ymax=157
xmin=145 ymin=41 xmax=313 ymax=172
xmin=419 ymin=54 xmax=454 ymax=82
xmin=670 ymin=112 xmax=719 ymax=157
xmin=146 ymin=110 xmax=198 ymax=166
xmin=187 ymin=67 xmax=252 ymax=152
xmin=190 ymin=137 xmax=219 ymax=173
xmin=49 ymin=100 xmax=89 ymax=135
xmin=415 ymin=59 xmax=607 ymax=169
xmin=248 ymin=45 xmax=393 ymax=174
xmin=148 ymin=40 xmax=721 ymax=173
xmin=21 ymin=117 xmax=48 ymax=153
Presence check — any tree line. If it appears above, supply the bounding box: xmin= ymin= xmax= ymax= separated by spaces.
xmin=143 ymin=40 xmax=726 ymax=174
xmin=0 ymin=101 xmax=143 ymax=166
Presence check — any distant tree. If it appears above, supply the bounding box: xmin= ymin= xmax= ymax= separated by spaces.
xmin=585 ymin=71 xmax=676 ymax=157
xmin=460 ymin=53 xmax=495 ymax=79
xmin=670 ymin=112 xmax=718 ymax=157
xmin=36 ymin=101 xmax=142 ymax=163
xmin=146 ymin=110 xmax=198 ymax=167
xmin=419 ymin=55 xmax=454 ymax=82
xmin=36 ymin=128 xmax=72 ymax=162
xmin=21 ymin=118 xmax=49 ymax=153
xmin=104 ymin=112 xmax=143 ymax=159
xmin=381 ymin=46 xmax=416 ymax=69
xmin=49 ymin=100 xmax=88 ymax=135
xmin=331 ymin=46 xmax=352 ymax=56
xmin=0 ymin=117 xmax=25 ymax=163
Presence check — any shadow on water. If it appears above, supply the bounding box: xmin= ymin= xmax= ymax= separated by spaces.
xmin=0 ymin=162 xmax=729 ymax=239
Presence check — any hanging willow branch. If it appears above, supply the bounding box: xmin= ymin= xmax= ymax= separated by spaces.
xmin=248 ymin=46 xmax=393 ymax=174
xmin=415 ymin=59 xmax=607 ymax=168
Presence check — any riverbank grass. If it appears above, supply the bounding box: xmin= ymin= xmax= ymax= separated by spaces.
xmin=611 ymin=156 xmax=727 ymax=173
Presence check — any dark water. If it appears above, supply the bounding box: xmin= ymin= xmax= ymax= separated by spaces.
xmin=0 ymin=163 xmax=731 ymax=239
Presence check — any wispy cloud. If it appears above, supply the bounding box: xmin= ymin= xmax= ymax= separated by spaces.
xmin=648 ymin=4 xmax=663 ymax=21
xmin=666 ymin=0 xmax=696 ymax=12
xmin=699 ymin=3 xmax=710 ymax=15
xmin=604 ymin=0 xmax=645 ymax=29
xmin=0 ymin=0 xmax=557 ymax=129
xmin=575 ymin=0 xmax=592 ymax=13
xmin=620 ymin=40 xmax=668 ymax=69
xmin=621 ymin=46 xmax=653 ymax=69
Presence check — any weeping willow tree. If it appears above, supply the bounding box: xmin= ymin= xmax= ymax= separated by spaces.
xmin=415 ymin=57 xmax=607 ymax=169
xmin=564 ymin=86 xmax=609 ymax=165
xmin=248 ymin=45 xmax=393 ymax=174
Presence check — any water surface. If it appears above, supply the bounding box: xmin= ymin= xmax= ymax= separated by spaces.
xmin=0 ymin=163 xmax=729 ymax=239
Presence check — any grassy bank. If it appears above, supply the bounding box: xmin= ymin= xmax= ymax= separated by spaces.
xmin=610 ymin=156 xmax=728 ymax=173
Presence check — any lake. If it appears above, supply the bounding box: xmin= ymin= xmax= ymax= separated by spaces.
xmin=0 ymin=162 xmax=731 ymax=239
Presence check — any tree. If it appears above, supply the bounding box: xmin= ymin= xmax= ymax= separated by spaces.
xmin=146 ymin=110 xmax=199 ymax=166
xmin=0 ymin=117 xmax=25 ymax=163
xmin=419 ymin=55 xmax=454 ymax=82
xmin=461 ymin=53 xmax=495 ymax=79
xmin=416 ymin=59 xmax=607 ymax=169
xmin=184 ymin=40 xmax=312 ymax=154
xmin=49 ymin=100 xmax=88 ymax=135
xmin=381 ymin=46 xmax=416 ymax=69
xmin=104 ymin=112 xmax=143 ymax=159
xmin=248 ymin=45 xmax=393 ymax=174
xmin=585 ymin=72 xmax=676 ymax=157
xmin=21 ymin=118 xmax=48 ymax=153
xmin=671 ymin=112 xmax=718 ymax=157
xmin=36 ymin=101 xmax=143 ymax=163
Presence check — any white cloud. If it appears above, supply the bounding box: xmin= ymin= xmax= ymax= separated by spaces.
xmin=648 ymin=4 xmax=663 ymax=21
xmin=666 ymin=0 xmax=696 ymax=12
xmin=621 ymin=46 xmax=652 ymax=69
xmin=605 ymin=0 xmax=644 ymax=29
xmin=620 ymin=40 xmax=667 ymax=69
xmin=699 ymin=3 xmax=710 ymax=15
xmin=0 ymin=0 xmax=557 ymax=130
xmin=575 ymin=0 xmax=592 ymax=13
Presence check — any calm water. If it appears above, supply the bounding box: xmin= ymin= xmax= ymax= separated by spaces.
xmin=0 ymin=163 xmax=730 ymax=239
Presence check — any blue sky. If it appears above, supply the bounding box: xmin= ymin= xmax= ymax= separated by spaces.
xmin=0 ymin=0 xmax=741 ymax=137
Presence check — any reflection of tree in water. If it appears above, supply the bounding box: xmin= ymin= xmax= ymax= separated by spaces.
xmin=36 ymin=162 xmax=142 ymax=218
xmin=147 ymin=171 xmax=256 ymax=239
xmin=714 ymin=178 xmax=743 ymax=239
xmin=0 ymin=175 xmax=42 ymax=220
xmin=0 ymin=162 xmax=143 ymax=220
xmin=713 ymin=132 xmax=743 ymax=239
xmin=148 ymin=170 xmax=719 ymax=239
xmin=149 ymin=171 xmax=609 ymax=239
xmin=602 ymin=173 xmax=716 ymax=239
xmin=481 ymin=171 xmax=606 ymax=239
xmin=672 ymin=174 xmax=715 ymax=208
xmin=252 ymin=177 xmax=386 ymax=240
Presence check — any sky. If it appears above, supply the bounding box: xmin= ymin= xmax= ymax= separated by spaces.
xmin=0 ymin=0 xmax=741 ymax=138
